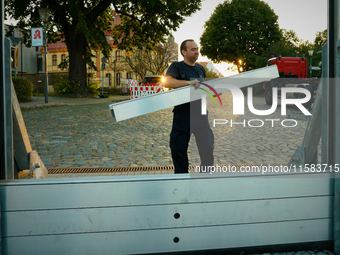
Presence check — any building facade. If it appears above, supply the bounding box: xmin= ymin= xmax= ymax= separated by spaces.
xmin=44 ymin=15 xmax=178 ymax=87
xmin=5 ymin=17 xmax=178 ymax=89
xmin=4 ymin=24 xmax=42 ymax=75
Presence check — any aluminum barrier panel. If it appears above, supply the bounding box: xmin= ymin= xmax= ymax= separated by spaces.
xmin=0 ymin=172 xmax=334 ymax=255
xmin=110 ymin=65 xmax=279 ymax=122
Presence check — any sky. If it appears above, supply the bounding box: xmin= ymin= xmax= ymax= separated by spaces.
xmin=172 ymin=0 xmax=328 ymax=76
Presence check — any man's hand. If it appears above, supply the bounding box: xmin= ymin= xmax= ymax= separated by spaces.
xmin=190 ymin=79 xmax=201 ymax=90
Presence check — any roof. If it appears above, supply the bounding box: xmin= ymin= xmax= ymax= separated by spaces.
xmin=46 ymin=39 xmax=67 ymax=52
xmin=197 ymin=61 xmax=208 ymax=67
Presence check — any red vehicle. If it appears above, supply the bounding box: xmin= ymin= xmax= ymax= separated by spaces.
xmin=264 ymin=57 xmax=319 ymax=108
xmin=267 ymin=57 xmax=308 ymax=79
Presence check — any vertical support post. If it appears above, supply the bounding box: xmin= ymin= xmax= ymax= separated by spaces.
xmin=332 ymin=0 xmax=340 ymax=254
xmin=0 ymin=0 xmax=4 ymax=250
xmin=102 ymin=68 xmax=104 ymax=95
xmin=309 ymin=55 xmax=313 ymax=79
xmin=21 ymin=41 xmax=23 ymax=78
xmin=0 ymin=16 xmax=14 ymax=179
xmin=322 ymin=43 xmax=328 ymax=164
xmin=4 ymin=39 xmax=13 ymax=179
xmin=0 ymin=0 xmax=5 ymax=180
xmin=44 ymin=22 xmax=48 ymax=104
xmin=0 ymin=0 xmax=3 ymax=251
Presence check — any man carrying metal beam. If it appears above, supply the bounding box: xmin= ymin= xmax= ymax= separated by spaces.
xmin=164 ymin=39 xmax=214 ymax=174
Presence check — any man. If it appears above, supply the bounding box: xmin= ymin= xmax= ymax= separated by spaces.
xmin=164 ymin=39 xmax=214 ymax=174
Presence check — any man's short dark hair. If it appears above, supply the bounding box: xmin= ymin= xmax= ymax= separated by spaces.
xmin=180 ymin=39 xmax=195 ymax=57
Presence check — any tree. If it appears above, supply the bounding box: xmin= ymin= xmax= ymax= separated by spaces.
xmin=256 ymin=29 xmax=302 ymax=67
xmin=313 ymin=29 xmax=327 ymax=74
xmin=5 ymin=0 xmax=202 ymax=96
xmin=200 ymin=0 xmax=282 ymax=72
xmin=145 ymin=40 xmax=178 ymax=75
xmin=204 ymin=66 xmax=220 ymax=79
xmin=116 ymin=38 xmax=177 ymax=80
xmin=314 ymin=29 xmax=327 ymax=48
xmin=119 ymin=48 xmax=149 ymax=81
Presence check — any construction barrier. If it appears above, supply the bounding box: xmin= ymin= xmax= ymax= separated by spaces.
xmin=130 ymin=82 xmax=163 ymax=99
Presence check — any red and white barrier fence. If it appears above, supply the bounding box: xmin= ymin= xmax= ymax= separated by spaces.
xmin=130 ymin=83 xmax=164 ymax=99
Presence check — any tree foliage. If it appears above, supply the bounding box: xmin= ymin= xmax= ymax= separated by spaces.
xmin=5 ymin=0 xmax=202 ymax=95
xmin=108 ymin=38 xmax=178 ymax=80
xmin=200 ymin=0 xmax=282 ymax=72
xmin=204 ymin=66 xmax=220 ymax=79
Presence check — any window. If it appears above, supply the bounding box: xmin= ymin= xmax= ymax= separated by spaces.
xmin=116 ymin=73 xmax=121 ymax=86
xmin=115 ymin=50 xmax=121 ymax=62
xmin=61 ymin=54 xmax=66 ymax=62
xmin=37 ymin=55 xmax=43 ymax=73
xmin=106 ymin=73 xmax=112 ymax=86
xmin=127 ymin=72 xmax=132 ymax=79
xmin=52 ymin=55 xmax=57 ymax=66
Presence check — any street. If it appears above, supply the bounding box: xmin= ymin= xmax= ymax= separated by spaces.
xmin=21 ymin=92 xmax=313 ymax=173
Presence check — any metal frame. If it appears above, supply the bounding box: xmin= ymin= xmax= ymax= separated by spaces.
xmin=330 ymin=1 xmax=340 ymax=254
xmin=0 ymin=0 xmax=339 ymax=254
xmin=0 ymin=172 xmax=334 ymax=254
xmin=1 ymin=34 xmax=14 ymax=180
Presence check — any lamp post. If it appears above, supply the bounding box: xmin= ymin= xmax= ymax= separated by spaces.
xmin=38 ymin=7 xmax=51 ymax=103
xmin=308 ymin=48 xmax=314 ymax=79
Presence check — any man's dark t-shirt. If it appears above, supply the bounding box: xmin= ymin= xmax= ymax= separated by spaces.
xmin=166 ymin=61 xmax=206 ymax=123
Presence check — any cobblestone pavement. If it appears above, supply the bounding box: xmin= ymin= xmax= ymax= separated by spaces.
xmin=21 ymin=93 xmax=316 ymax=172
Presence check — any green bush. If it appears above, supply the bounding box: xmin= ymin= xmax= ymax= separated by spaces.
xmin=54 ymin=75 xmax=80 ymax=96
xmin=13 ymin=78 xmax=33 ymax=102
xmin=87 ymin=81 xmax=100 ymax=95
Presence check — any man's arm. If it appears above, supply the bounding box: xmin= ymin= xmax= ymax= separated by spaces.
xmin=163 ymin=76 xmax=190 ymax=89
xmin=164 ymin=77 xmax=200 ymax=89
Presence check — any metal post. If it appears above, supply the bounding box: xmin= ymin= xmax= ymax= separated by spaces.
xmin=0 ymin=0 xmax=5 ymax=181
xmin=332 ymin=0 xmax=340 ymax=254
xmin=322 ymin=43 xmax=328 ymax=164
xmin=310 ymin=55 xmax=313 ymax=79
xmin=0 ymin=1 xmax=14 ymax=180
xmin=21 ymin=41 xmax=23 ymax=78
xmin=102 ymin=68 xmax=104 ymax=95
xmin=0 ymin=0 xmax=2 ymax=239
xmin=44 ymin=22 xmax=48 ymax=103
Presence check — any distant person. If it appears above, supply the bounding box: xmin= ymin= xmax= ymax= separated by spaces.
xmin=164 ymin=39 xmax=214 ymax=174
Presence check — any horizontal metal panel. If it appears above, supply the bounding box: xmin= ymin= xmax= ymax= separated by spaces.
xmin=109 ymin=65 xmax=279 ymax=122
xmin=2 ymin=219 xmax=332 ymax=255
xmin=3 ymin=196 xmax=332 ymax=237
xmin=0 ymin=174 xmax=334 ymax=211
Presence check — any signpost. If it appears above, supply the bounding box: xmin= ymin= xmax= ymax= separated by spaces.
xmin=100 ymin=57 xmax=108 ymax=98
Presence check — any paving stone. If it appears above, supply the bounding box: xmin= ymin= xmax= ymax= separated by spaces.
xmin=21 ymin=94 xmax=315 ymax=173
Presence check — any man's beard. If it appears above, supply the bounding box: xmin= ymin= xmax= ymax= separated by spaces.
xmin=188 ymin=54 xmax=198 ymax=63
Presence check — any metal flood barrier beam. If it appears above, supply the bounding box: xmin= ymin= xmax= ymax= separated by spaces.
xmin=0 ymin=171 xmax=334 ymax=254
xmin=109 ymin=65 xmax=279 ymax=122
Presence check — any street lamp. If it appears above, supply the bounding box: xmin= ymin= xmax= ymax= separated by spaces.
xmin=308 ymin=48 xmax=314 ymax=79
xmin=38 ymin=7 xmax=51 ymax=103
